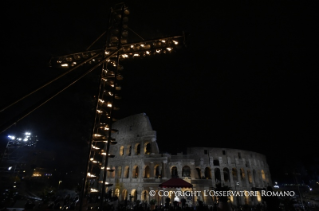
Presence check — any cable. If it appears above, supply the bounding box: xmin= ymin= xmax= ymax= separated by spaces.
xmin=128 ymin=27 xmax=145 ymax=41
xmin=86 ymin=31 xmax=106 ymax=51
xmin=0 ymin=53 xmax=100 ymax=113
xmin=0 ymin=50 xmax=120 ymax=134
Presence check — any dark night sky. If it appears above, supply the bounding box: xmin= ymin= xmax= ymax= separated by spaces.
xmin=1 ymin=1 xmax=318 ymax=179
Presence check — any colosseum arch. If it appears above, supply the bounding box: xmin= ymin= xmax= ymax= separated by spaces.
xmin=144 ymin=142 xmax=151 ymax=154
xmin=182 ymin=166 xmax=191 ymax=177
xmin=135 ymin=143 xmax=141 ymax=155
xmin=106 ymin=167 xmax=111 ymax=178
xmin=122 ymin=189 xmax=128 ymax=201
xmin=195 ymin=168 xmax=201 ymax=179
xmin=115 ymin=188 xmax=120 ymax=198
xmin=155 ymin=190 xmax=162 ymax=205
xmin=244 ymin=190 xmax=250 ymax=204
xmin=261 ymin=170 xmax=266 ymax=181
xmin=240 ymin=168 xmax=246 ymax=182
xmin=253 ymin=169 xmax=257 ymax=185
xmin=247 ymin=170 xmax=253 ymax=184
xmin=223 ymin=167 xmax=230 ymax=183
xmin=154 ymin=165 xmax=160 ymax=178
xmin=205 ymin=167 xmax=212 ymax=179
xmin=124 ymin=166 xmax=130 ymax=178
xmin=111 ymin=167 xmax=115 ymax=178
xmin=214 ymin=168 xmax=221 ymax=183
xmin=256 ymin=191 xmax=262 ymax=202
xmin=127 ymin=145 xmax=132 ymax=156
xmin=169 ymin=190 xmax=176 ymax=201
xmin=171 ymin=166 xmax=178 ymax=177
xmin=144 ymin=165 xmax=150 ymax=178
xmin=107 ymin=166 xmax=115 ymax=178
xmin=213 ymin=159 xmax=220 ymax=166
xmin=131 ymin=189 xmax=137 ymax=202
xmin=119 ymin=146 xmax=124 ymax=156
xmin=117 ymin=166 xmax=122 ymax=178
xmin=132 ymin=165 xmax=139 ymax=178
xmin=141 ymin=190 xmax=149 ymax=201
xmin=232 ymin=168 xmax=238 ymax=182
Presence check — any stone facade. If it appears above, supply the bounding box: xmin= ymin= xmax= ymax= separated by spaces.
xmin=104 ymin=113 xmax=272 ymax=206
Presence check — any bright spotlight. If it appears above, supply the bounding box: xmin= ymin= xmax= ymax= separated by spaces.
xmin=8 ymin=135 xmax=15 ymax=140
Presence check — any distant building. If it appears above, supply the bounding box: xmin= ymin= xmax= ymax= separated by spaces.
xmin=102 ymin=113 xmax=272 ymax=206
xmin=0 ymin=133 xmax=56 ymax=192
xmin=0 ymin=132 xmax=38 ymax=189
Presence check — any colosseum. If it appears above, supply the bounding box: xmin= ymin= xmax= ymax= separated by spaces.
xmin=104 ymin=113 xmax=272 ymax=206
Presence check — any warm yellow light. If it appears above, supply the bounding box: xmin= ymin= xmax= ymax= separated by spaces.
xmin=108 ymin=92 xmax=113 ymax=96
xmin=57 ymin=60 xmax=62 ymax=63
xmin=173 ymin=40 xmax=178 ymax=45
xmin=105 ymin=51 xmax=110 ymax=55
xmin=133 ymin=54 xmax=140 ymax=57
xmin=107 ymin=103 xmax=112 ymax=107
xmin=122 ymin=54 xmax=128 ymax=58
xmin=156 ymin=49 xmax=161 ymax=53
xmin=146 ymin=51 xmax=150 ymax=55
xmin=98 ymin=99 xmax=105 ymax=103
xmin=61 ymin=64 xmax=68 ymax=67
xmin=92 ymin=145 xmax=100 ymax=149
xmin=167 ymin=47 xmax=172 ymax=51
xmin=91 ymin=188 xmax=98 ymax=192
xmin=87 ymin=173 xmax=96 ymax=177
xmin=140 ymin=44 xmax=144 ymax=47
xmin=161 ymin=40 xmax=166 ymax=43
xmin=72 ymin=62 xmax=77 ymax=65
xmin=257 ymin=191 xmax=262 ymax=202
xmin=101 ymin=167 xmax=105 ymax=169
xmin=131 ymin=45 xmax=134 ymax=48
xmin=92 ymin=59 xmax=95 ymax=62
xmin=94 ymin=134 xmax=102 ymax=137
xmin=101 ymin=152 xmax=106 ymax=155
xmin=104 ymin=127 xmax=109 ymax=130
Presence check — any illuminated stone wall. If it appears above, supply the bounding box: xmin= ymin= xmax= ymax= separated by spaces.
xmin=106 ymin=113 xmax=271 ymax=206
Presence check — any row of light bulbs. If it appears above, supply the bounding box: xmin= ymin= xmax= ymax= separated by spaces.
xmin=58 ymin=46 xmax=176 ymax=67
xmin=86 ymin=57 xmax=122 ymax=187
xmin=55 ymin=36 xmax=182 ymax=66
